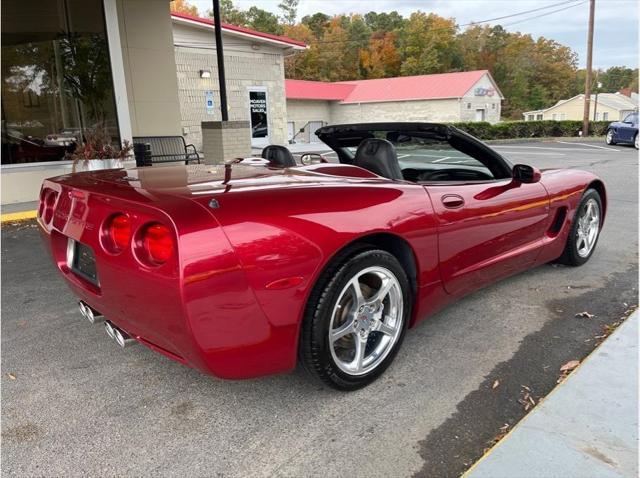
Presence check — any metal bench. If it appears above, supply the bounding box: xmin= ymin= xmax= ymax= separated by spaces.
xmin=132 ymin=136 xmax=200 ymax=166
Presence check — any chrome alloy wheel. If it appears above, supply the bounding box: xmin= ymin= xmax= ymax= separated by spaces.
xmin=606 ymin=129 xmax=614 ymax=145
xmin=328 ymin=266 xmax=403 ymax=376
xmin=576 ymin=198 xmax=600 ymax=258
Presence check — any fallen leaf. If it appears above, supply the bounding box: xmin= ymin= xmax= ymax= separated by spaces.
xmin=560 ymin=360 xmax=580 ymax=372
xmin=492 ymin=380 xmax=500 ymax=389
xmin=499 ymin=423 xmax=510 ymax=433
xmin=6 ymin=373 xmax=16 ymax=380
xmin=575 ymin=311 xmax=595 ymax=319
xmin=521 ymin=385 xmax=531 ymax=392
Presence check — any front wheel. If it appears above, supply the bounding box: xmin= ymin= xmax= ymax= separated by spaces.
xmin=557 ymin=189 xmax=602 ymax=266
xmin=605 ymin=129 xmax=616 ymax=145
xmin=300 ymin=249 xmax=411 ymax=391
xmin=634 ymin=133 xmax=638 ymax=150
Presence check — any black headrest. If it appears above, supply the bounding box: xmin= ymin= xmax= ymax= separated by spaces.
xmin=261 ymin=145 xmax=296 ymax=168
xmin=354 ymin=138 xmax=403 ymax=180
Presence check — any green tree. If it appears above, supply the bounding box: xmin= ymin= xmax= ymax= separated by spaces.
xmin=245 ymin=7 xmax=283 ymax=35
xmin=301 ymin=13 xmax=330 ymax=39
xmin=278 ymin=0 xmax=299 ymax=26
xmin=210 ymin=0 xmax=246 ymax=25
xmin=363 ymin=11 xmax=404 ymax=34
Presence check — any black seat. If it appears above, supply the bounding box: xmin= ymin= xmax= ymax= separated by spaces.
xmin=353 ymin=138 xmax=403 ymax=180
xmin=261 ymin=145 xmax=296 ymax=167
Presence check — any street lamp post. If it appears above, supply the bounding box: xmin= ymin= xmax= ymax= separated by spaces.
xmin=211 ymin=0 xmax=228 ymax=121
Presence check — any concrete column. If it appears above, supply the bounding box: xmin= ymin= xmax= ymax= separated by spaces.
xmin=201 ymin=121 xmax=251 ymax=164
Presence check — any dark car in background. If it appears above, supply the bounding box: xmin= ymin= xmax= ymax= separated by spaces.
xmin=605 ymin=112 xmax=638 ymax=149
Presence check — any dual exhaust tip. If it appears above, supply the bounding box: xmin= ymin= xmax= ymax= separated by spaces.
xmin=78 ymin=301 xmax=136 ymax=348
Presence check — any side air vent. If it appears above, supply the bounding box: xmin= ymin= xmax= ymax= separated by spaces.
xmin=547 ymin=207 xmax=568 ymax=237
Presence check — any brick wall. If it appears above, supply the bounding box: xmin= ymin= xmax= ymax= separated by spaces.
xmin=174 ymin=42 xmax=287 ymax=152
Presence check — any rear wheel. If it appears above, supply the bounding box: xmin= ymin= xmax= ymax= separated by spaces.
xmin=300 ymin=249 xmax=410 ymax=391
xmin=557 ymin=189 xmax=602 ymax=266
xmin=605 ymin=129 xmax=616 ymax=145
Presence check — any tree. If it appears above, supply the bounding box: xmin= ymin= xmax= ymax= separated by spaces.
xmin=278 ymin=0 xmax=299 ymax=26
xmin=210 ymin=0 xmax=247 ymax=25
xmin=301 ymin=13 xmax=330 ymax=39
xmin=170 ymin=0 xmax=198 ymax=16
xmin=363 ymin=11 xmax=404 ymax=34
xmin=599 ymin=66 xmax=638 ymax=92
xmin=400 ymin=12 xmax=460 ymax=75
xmin=284 ymin=24 xmax=319 ymax=79
xmin=246 ymin=7 xmax=283 ymax=35
xmin=360 ymin=32 xmax=401 ymax=78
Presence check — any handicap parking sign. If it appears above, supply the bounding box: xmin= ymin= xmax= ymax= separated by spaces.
xmin=205 ymin=90 xmax=214 ymax=115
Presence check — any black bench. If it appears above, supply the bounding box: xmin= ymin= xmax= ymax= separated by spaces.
xmin=133 ymin=136 xmax=200 ymax=166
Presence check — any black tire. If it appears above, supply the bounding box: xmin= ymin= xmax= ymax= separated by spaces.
xmin=605 ymin=129 xmax=616 ymax=145
xmin=634 ymin=133 xmax=638 ymax=150
xmin=557 ymin=189 xmax=602 ymax=266
xmin=300 ymin=248 xmax=411 ymax=391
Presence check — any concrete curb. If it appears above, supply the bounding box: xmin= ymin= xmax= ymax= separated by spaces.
xmin=484 ymin=136 xmax=606 ymax=145
xmin=464 ymin=309 xmax=639 ymax=477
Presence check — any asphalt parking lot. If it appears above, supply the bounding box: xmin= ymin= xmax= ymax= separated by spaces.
xmin=2 ymin=140 xmax=638 ymax=477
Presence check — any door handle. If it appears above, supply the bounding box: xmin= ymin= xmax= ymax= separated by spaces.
xmin=441 ymin=194 xmax=465 ymax=209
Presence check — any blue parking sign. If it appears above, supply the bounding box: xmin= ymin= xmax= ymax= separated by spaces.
xmin=205 ymin=90 xmax=214 ymax=115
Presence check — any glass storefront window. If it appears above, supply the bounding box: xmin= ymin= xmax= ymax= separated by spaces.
xmin=1 ymin=0 xmax=119 ymax=164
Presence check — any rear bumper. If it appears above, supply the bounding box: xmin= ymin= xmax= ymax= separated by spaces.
xmin=37 ymin=181 xmax=299 ymax=380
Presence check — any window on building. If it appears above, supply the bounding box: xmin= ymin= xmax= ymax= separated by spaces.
xmin=536 ymin=114 xmax=543 ymax=120
xmin=492 ymin=103 xmax=496 ymax=110
xmin=467 ymin=103 xmax=471 ymax=109
xmin=527 ymin=115 xmax=534 ymax=121
xmin=602 ymin=112 xmax=609 ymax=121
xmin=1 ymin=0 xmax=120 ymax=165
xmin=552 ymin=114 xmax=557 ymax=120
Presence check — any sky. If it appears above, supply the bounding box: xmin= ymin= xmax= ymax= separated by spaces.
xmin=189 ymin=0 xmax=639 ymax=69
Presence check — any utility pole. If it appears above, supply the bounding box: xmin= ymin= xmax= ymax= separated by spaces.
xmin=582 ymin=0 xmax=595 ymax=137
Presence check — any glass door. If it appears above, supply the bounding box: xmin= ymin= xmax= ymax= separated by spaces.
xmin=248 ymin=88 xmax=269 ymax=147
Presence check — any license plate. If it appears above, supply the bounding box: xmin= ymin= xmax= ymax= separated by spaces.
xmin=69 ymin=239 xmax=99 ymax=285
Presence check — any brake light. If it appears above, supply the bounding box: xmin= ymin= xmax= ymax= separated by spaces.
xmin=142 ymin=223 xmax=173 ymax=264
xmin=107 ymin=214 xmax=132 ymax=252
xmin=41 ymin=189 xmax=57 ymax=224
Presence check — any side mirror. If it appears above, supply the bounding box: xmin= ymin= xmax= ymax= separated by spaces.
xmin=300 ymin=153 xmax=327 ymax=165
xmin=512 ymin=164 xmax=541 ymax=183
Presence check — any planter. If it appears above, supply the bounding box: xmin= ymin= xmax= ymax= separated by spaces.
xmin=73 ymin=158 xmax=124 ymax=173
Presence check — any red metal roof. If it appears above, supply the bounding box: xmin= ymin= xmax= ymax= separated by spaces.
xmin=171 ymin=11 xmax=307 ymax=48
xmin=286 ymin=70 xmax=499 ymax=103
xmin=285 ymin=80 xmax=356 ymax=101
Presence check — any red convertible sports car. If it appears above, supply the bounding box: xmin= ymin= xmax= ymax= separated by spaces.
xmin=38 ymin=123 xmax=606 ymax=390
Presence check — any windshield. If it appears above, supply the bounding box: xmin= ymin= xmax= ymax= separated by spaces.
xmin=345 ymin=131 xmax=490 ymax=173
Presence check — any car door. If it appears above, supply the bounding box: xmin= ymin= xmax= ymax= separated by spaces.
xmin=618 ymin=113 xmax=638 ymax=142
xmin=425 ymin=178 xmax=549 ymax=296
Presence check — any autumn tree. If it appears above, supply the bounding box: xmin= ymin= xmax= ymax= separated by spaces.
xmin=170 ymin=0 xmax=198 ymax=16
xmin=360 ymin=32 xmax=401 ymax=78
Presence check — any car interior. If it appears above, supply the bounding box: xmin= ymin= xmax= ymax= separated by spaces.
xmin=261 ymin=124 xmax=514 ymax=183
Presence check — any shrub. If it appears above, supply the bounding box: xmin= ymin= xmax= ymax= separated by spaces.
xmin=450 ymin=120 xmax=611 ymax=140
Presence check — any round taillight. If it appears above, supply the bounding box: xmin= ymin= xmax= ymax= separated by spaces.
xmin=42 ymin=190 xmax=57 ymax=224
xmin=142 ymin=223 xmax=173 ymax=264
xmin=108 ymin=214 xmax=132 ymax=252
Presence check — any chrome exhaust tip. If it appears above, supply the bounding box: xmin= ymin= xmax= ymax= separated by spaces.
xmin=112 ymin=327 xmax=136 ymax=348
xmin=104 ymin=321 xmax=116 ymax=340
xmin=78 ymin=301 xmax=104 ymax=324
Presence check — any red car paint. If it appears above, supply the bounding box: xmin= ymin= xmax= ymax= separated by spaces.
xmin=38 ymin=162 xmax=605 ymax=379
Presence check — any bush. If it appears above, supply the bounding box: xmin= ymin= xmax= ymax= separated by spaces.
xmin=450 ymin=120 xmax=611 ymax=140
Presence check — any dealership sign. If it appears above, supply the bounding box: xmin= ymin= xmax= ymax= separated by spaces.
xmin=474 ymin=87 xmax=496 ymax=97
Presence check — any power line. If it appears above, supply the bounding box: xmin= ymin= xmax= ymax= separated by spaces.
xmin=501 ymin=1 xmax=587 ymax=27
xmin=309 ymin=0 xmax=584 ymax=45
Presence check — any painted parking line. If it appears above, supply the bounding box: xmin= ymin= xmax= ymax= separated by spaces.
xmin=555 ymin=141 xmax=620 ymax=152
xmin=492 ymin=145 xmax=616 ymax=153
xmin=495 ymin=151 xmax=566 ymax=156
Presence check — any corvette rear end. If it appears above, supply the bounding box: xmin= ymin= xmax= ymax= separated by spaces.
xmin=37 ymin=168 xmax=300 ymax=379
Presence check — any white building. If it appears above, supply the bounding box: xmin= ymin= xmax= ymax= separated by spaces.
xmin=285 ymin=70 xmax=503 ymax=143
